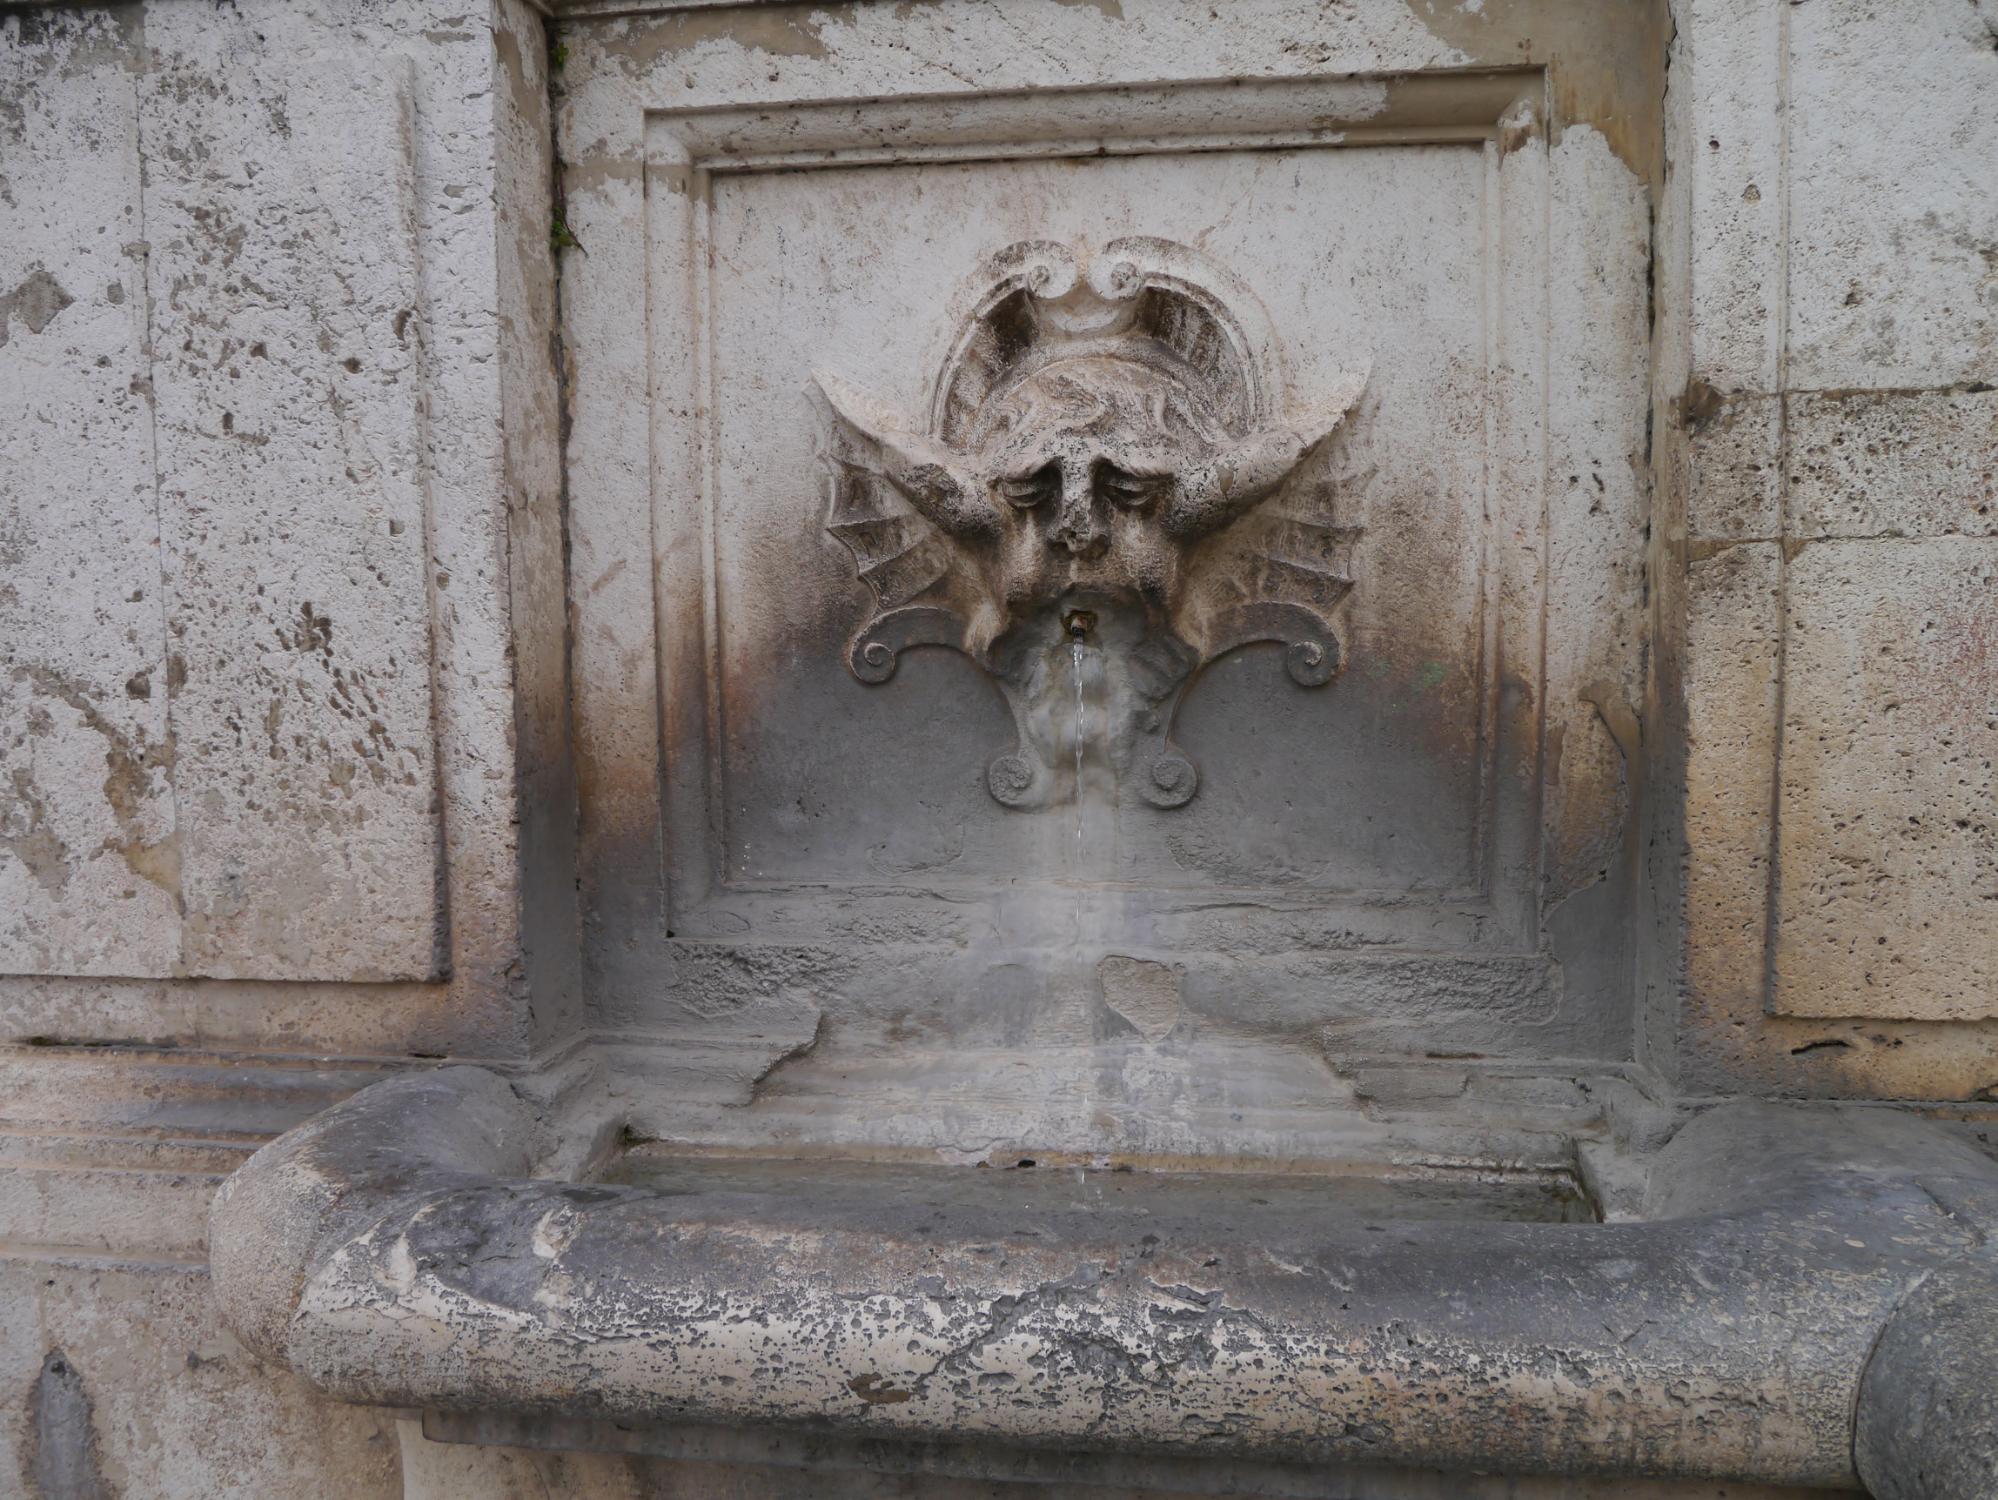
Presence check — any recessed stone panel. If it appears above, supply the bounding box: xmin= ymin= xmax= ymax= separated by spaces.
xmin=560 ymin=16 xmax=1654 ymax=1134
xmin=676 ymin=110 xmax=1502 ymax=909
xmin=135 ymin=20 xmax=444 ymax=981
xmin=0 ymin=12 xmax=180 ymax=977
xmin=708 ymin=150 xmax=1485 ymax=896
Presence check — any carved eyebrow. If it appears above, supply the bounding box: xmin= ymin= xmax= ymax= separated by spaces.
xmin=998 ymin=459 xmax=1060 ymax=487
xmin=1096 ymin=461 xmax=1173 ymax=483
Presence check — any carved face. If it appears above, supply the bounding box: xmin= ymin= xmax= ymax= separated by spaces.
xmin=815 ymin=346 xmax=1346 ymax=635
xmin=966 ymin=352 xmax=1228 ymax=610
xmin=814 ymin=239 xmax=1367 ymax=810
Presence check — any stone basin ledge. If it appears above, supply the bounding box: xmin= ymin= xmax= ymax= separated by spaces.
xmin=209 ymin=1067 xmax=1998 ymax=1497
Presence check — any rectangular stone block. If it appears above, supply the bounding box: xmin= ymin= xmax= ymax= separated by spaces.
xmin=1772 ymin=538 xmax=1998 ymax=1020
xmin=1787 ymin=387 xmax=1998 ymax=541
xmin=1681 ymin=0 xmax=1785 ymax=392
xmin=1 ymin=12 xmax=452 ymax=983
xmin=1786 ymin=0 xmax=1998 ymax=389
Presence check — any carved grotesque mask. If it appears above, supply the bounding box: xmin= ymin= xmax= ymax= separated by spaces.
xmin=815 ymin=240 xmax=1366 ymax=809
xmin=980 ymin=353 xmax=1205 ymax=595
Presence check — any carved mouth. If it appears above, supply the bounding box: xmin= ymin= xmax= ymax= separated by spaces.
xmin=1062 ymin=609 xmax=1097 ymax=641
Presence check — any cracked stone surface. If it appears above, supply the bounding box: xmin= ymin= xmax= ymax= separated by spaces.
xmin=212 ymin=1068 xmax=1998 ymax=1494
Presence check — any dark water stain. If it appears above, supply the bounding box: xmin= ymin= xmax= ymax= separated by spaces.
xmin=0 ymin=267 xmax=75 ymax=349
xmin=29 ymin=1350 xmax=115 ymax=1500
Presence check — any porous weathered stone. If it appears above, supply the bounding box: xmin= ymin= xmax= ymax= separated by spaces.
xmin=1665 ymin=0 xmax=1998 ymax=1099
xmin=208 ymin=1067 xmax=1998 ymax=1493
xmin=5 ymin=0 xmax=1998 ymax=1495
xmin=1787 ymin=387 xmax=1998 ymax=541
xmin=1785 ymin=0 xmax=1998 ymax=390
xmin=1856 ymin=1249 xmax=1998 ymax=1500
xmin=1682 ymin=389 xmax=1784 ymax=542
xmin=1772 ymin=538 xmax=1998 ymax=1020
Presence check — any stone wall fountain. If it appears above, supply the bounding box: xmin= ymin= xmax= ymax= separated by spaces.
xmin=167 ymin=6 xmax=1998 ymax=1498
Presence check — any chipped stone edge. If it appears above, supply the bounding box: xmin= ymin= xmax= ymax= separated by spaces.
xmin=1855 ymin=1247 xmax=1998 ymax=1500
xmin=208 ymin=1067 xmax=545 ymax=1365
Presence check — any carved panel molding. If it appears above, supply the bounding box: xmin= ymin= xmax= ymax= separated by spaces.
xmin=641 ymin=68 xmax=1557 ymax=957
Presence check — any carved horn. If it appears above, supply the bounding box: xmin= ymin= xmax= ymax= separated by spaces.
xmin=811 ymin=371 xmax=994 ymax=539
xmin=1164 ymin=369 xmax=1368 ymax=540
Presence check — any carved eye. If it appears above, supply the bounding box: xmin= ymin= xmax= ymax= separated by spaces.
xmin=997 ymin=464 xmax=1060 ymax=510
xmin=1095 ymin=462 xmax=1167 ymax=511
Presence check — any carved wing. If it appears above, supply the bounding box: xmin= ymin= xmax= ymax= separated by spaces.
xmin=811 ymin=372 xmax=992 ymax=683
xmin=1176 ymin=370 xmax=1369 ymax=685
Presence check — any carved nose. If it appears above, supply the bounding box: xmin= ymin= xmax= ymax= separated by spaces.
xmin=1053 ymin=481 xmax=1108 ymax=558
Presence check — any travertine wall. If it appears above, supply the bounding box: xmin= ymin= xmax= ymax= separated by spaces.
xmin=2 ymin=1 xmax=568 ymax=1493
xmin=0 ymin=0 xmax=1994 ymax=1494
xmin=1654 ymin=0 xmax=1998 ymax=1099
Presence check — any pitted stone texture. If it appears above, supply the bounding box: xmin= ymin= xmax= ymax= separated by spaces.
xmin=137 ymin=16 xmax=442 ymax=980
xmin=1772 ymin=539 xmax=1998 ymax=1020
xmin=0 ymin=1256 xmax=400 ymax=1500
xmin=210 ymin=1069 xmax=1998 ymax=1493
xmin=1677 ymin=543 xmax=1782 ymax=1027
xmin=1681 ymin=389 xmax=1783 ymax=542
xmin=1857 ymin=1249 xmax=1998 ymax=1500
xmin=1787 ymin=388 xmax=1998 ymax=541
xmin=1675 ymin=0 xmax=1786 ymax=395
xmin=0 ymin=8 xmax=180 ymax=977
xmin=1 ymin=6 xmax=450 ymax=981
xmin=1667 ymin=0 xmax=1998 ymax=1093
xmin=1786 ymin=0 xmax=1998 ymax=390
xmin=1 ymin=0 xmax=572 ymax=1054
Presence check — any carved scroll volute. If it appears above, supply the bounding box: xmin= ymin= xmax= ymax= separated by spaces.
xmin=814 ymin=239 xmax=1367 ymax=809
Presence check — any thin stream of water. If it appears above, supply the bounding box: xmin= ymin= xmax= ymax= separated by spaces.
xmin=1071 ymin=637 xmax=1085 ymax=945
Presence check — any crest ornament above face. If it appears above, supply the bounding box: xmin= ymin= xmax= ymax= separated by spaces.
xmin=813 ymin=239 xmax=1367 ymax=810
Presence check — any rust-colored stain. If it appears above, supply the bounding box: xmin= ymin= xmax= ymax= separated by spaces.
xmin=8 ymin=661 xmax=180 ymax=904
xmin=1680 ymin=376 xmax=1730 ymax=436
xmin=848 ymin=1371 xmax=915 ymax=1404
xmin=1898 ymin=588 xmax=1997 ymax=734
xmin=1404 ymin=0 xmax=1672 ymax=193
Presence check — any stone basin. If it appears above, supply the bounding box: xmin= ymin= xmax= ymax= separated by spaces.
xmin=210 ymin=1068 xmax=1998 ymax=1498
